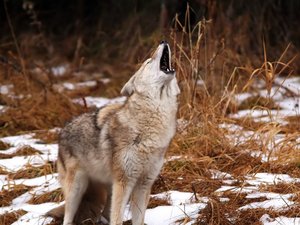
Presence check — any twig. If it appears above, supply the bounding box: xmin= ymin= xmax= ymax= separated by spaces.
xmin=0 ymin=55 xmax=22 ymax=73
xmin=3 ymin=0 xmax=29 ymax=89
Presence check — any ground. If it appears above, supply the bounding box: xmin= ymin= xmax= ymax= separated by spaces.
xmin=0 ymin=22 xmax=300 ymax=224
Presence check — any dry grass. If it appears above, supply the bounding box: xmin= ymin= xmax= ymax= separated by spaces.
xmin=0 ymin=140 xmax=11 ymax=150
xmin=0 ymin=184 xmax=31 ymax=207
xmin=0 ymin=209 xmax=27 ymax=225
xmin=0 ymin=87 xmax=86 ymax=137
xmin=0 ymin=6 xmax=299 ymax=224
xmin=28 ymin=188 xmax=63 ymax=204
xmin=0 ymin=167 xmax=9 ymax=175
xmin=0 ymin=145 xmax=42 ymax=159
xmin=260 ymin=182 xmax=300 ymax=195
xmin=33 ymin=130 xmax=59 ymax=144
xmin=238 ymin=96 xmax=280 ymax=110
xmin=148 ymin=197 xmax=171 ymax=209
xmin=283 ymin=116 xmax=300 ymax=133
xmin=8 ymin=162 xmax=56 ymax=179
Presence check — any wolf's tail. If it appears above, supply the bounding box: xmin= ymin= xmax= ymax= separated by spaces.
xmin=45 ymin=204 xmax=64 ymax=219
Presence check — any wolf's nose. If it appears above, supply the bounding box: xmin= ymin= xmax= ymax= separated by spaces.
xmin=160 ymin=40 xmax=168 ymax=45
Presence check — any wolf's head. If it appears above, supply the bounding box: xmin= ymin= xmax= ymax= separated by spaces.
xmin=121 ymin=41 xmax=180 ymax=98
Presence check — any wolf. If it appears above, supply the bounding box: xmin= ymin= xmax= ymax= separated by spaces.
xmin=47 ymin=41 xmax=180 ymax=225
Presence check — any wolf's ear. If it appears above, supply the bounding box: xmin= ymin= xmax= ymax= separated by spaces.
xmin=121 ymin=75 xmax=136 ymax=96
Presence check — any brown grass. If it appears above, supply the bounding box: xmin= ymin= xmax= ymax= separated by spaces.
xmin=0 ymin=88 xmax=86 ymax=137
xmin=0 ymin=209 xmax=27 ymax=225
xmin=283 ymin=116 xmax=300 ymax=133
xmin=0 ymin=166 xmax=9 ymax=175
xmin=0 ymin=145 xmax=42 ymax=159
xmin=28 ymin=188 xmax=63 ymax=204
xmin=0 ymin=184 xmax=31 ymax=207
xmin=0 ymin=140 xmax=11 ymax=150
xmin=260 ymin=182 xmax=300 ymax=195
xmin=148 ymin=197 xmax=170 ymax=209
xmin=8 ymin=162 xmax=56 ymax=179
xmin=238 ymin=96 xmax=280 ymax=111
xmin=0 ymin=6 xmax=300 ymax=224
xmin=33 ymin=130 xmax=59 ymax=144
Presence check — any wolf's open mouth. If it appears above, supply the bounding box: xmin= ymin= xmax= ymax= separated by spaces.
xmin=160 ymin=45 xmax=175 ymax=74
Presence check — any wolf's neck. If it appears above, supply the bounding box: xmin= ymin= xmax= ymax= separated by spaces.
xmin=124 ymin=94 xmax=178 ymax=147
xmin=128 ymin=93 xmax=178 ymax=116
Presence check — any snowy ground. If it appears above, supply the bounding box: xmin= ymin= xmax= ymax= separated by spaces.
xmin=0 ymin=75 xmax=300 ymax=224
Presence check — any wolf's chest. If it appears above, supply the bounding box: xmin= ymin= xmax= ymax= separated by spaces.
xmin=118 ymin=148 xmax=165 ymax=180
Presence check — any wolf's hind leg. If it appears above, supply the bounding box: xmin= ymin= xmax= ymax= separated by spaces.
xmin=62 ymin=164 xmax=88 ymax=225
xmin=102 ymin=184 xmax=112 ymax=222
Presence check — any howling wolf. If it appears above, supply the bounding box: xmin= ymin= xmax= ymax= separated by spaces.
xmin=47 ymin=41 xmax=180 ymax=225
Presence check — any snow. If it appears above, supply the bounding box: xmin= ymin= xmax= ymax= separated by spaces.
xmin=245 ymin=173 xmax=300 ymax=186
xmin=144 ymin=203 xmax=204 ymax=225
xmin=53 ymin=80 xmax=111 ymax=92
xmin=152 ymin=191 xmax=197 ymax=205
xmin=261 ymin=214 xmax=300 ymax=225
xmin=51 ymin=65 xmax=68 ymax=76
xmin=240 ymin=198 xmax=294 ymax=210
xmin=74 ymin=96 xmax=126 ymax=108
xmin=11 ymin=203 xmax=64 ymax=225
xmin=210 ymin=169 xmax=233 ymax=179
xmin=1 ymin=76 xmax=300 ymax=224
xmin=0 ymin=84 xmax=13 ymax=95
xmin=122 ymin=191 xmax=206 ymax=224
xmin=0 ymin=126 xmax=207 ymax=225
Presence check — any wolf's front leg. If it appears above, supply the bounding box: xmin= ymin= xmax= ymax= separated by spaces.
xmin=110 ymin=180 xmax=135 ymax=225
xmin=130 ymin=181 xmax=153 ymax=225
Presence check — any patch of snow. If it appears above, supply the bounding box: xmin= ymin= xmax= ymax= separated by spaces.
xmin=215 ymin=185 xmax=258 ymax=194
xmin=123 ymin=202 xmax=205 ymax=225
xmin=210 ymin=169 xmax=233 ymax=179
xmin=11 ymin=202 xmax=64 ymax=225
xmin=239 ymin=198 xmax=295 ymax=210
xmin=51 ymin=65 xmax=68 ymax=76
xmin=234 ymin=92 xmax=253 ymax=105
xmin=12 ymin=177 xmax=60 ymax=206
xmin=0 ymin=154 xmax=57 ymax=172
xmin=1 ymin=134 xmax=35 ymax=146
xmin=219 ymin=123 xmax=245 ymax=132
xmin=144 ymin=203 xmax=204 ymax=225
xmin=245 ymin=173 xmax=300 ymax=186
xmin=54 ymin=80 xmax=100 ymax=92
xmin=197 ymin=80 xmax=205 ymax=86
xmin=61 ymin=82 xmax=75 ymax=90
xmin=231 ymin=109 xmax=300 ymax=120
xmin=261 ymin=215 xmax=300 ymax=225
xmin=246 ymin=192 xmax=294 ymax=200
xmin=74 ymin=96 xmax=126 ymax=108
xmin=276 ymin=77 xmax=300 ymax=95
xmin=0 ymin=105 xmax=6 ymax=112
xmin=166 ymin=155 xmax=184 ymax=161
xmin=2 ymin=174 xmax=58 ymax=190
xmin=101 ymin=78 xmax=111 ymax=84
xmin=259 ymin=87 xmax=285 ymax=101
xmin=152 ymin=191 xmax=197 ymax=205
xmin=0 ymin=84 xmax=13 ymax=95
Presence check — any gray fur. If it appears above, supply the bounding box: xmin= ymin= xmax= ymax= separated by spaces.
xmin=50 ymin=42 xmax=180 ymax=225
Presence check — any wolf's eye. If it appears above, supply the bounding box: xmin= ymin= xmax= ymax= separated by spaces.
xmin=145 ymin=59 xmax=152 ymax=64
